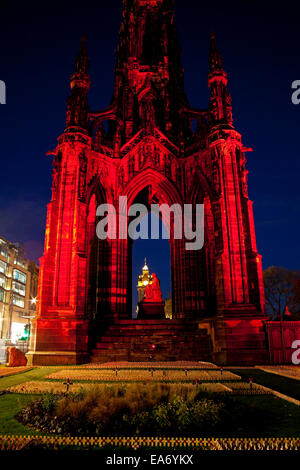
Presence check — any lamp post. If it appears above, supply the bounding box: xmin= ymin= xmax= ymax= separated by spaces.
xmin=20 ymin=297 xmax=37 ymax=337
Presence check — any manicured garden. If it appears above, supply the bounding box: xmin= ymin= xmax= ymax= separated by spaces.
xmin=0 ymin=363 xmax=300 ymax=450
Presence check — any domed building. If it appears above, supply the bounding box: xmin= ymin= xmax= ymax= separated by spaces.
xmin=137 ymin=258 xmax=153 ymax=304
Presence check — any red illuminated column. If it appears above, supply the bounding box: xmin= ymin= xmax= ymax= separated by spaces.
xmin=211 ymin=198 xmax=232 ymax=310
xmin=27 ymin=143 xmax=90 ymax=365
xmin=219 ymin=140 xmax=250 ymax=305
xmin=243 ymin=198 xmax=265 ymax=313
xmin=207 ymin=31 xmax=264 ymax=314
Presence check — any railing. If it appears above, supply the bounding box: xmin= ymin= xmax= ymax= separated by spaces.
xmin=0 ymin=339 xmax=29 ymax=362
xmin=15 ymin=340 xmax=29 ymax=355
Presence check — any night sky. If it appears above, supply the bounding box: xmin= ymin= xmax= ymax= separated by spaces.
xmin=0 ymin=0 xmax=299 ymax=310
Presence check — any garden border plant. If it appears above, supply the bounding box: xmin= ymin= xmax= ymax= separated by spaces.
xmin=15 ymin=383 xmax=268 ymax=437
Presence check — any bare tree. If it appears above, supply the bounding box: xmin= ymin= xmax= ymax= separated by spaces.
xmin=263 ymin=266 xmax=300 ymax=320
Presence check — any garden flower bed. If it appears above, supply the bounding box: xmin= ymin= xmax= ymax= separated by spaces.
xmin=45 ymin=369 xmax=240 ymax=382
xmin=14 ymin=383 xmax=266 ymax=436
xmin=7 ymin=381 xmax=106 ymax=394
xmin=6 ymin=380 xmax=268 ymax=395
xmin=74 ymin=361 xmax=218 ymax=369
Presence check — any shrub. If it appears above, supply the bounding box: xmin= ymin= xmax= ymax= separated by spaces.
xmin=41 ymin=391 xmax=58 ymax=413
xmin=16 ymin=383 xmax=255 ymax=436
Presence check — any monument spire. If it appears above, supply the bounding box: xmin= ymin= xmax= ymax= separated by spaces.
xmin=112 ymin=0 xmax=188 ymax=143
xmin=207 ymin=31 xmax=233 ymax=126
xmin=74 ymin=35 xmax=89 ymax=76
xmin=65 ymin=35 xmax=90 ymax=132
xmin=208 ymin=31 xmax=223 ymax=74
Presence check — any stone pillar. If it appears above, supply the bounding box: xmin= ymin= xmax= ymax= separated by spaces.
xmin=27 ymin=142 xmax=90 ymax=365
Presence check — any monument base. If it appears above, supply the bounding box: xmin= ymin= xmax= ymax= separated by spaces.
xmin=138 ymin=301 xmax=165 ymax=319
xmin=26 ymin=350 xmax=89 ymax=366
xmin=210 ymin=306 xmax=270 ymax=365
xmin=26 ymin=316 xmax=89 ymax=365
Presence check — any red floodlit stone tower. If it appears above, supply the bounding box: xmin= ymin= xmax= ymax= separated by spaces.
xmin=27 ymin=0 xmax=268 ymax=365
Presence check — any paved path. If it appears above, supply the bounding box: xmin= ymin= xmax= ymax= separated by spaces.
xmin=257 ymin=366 xmax=300 ymax=381
xmin=0 ymin=366 xmax=33 ymax=378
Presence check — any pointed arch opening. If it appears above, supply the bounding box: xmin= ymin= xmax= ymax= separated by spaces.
xmin=85 ymin=182 xmax=111 ymax=321
xmin=131 ymin=208 xmax=171 ymax=319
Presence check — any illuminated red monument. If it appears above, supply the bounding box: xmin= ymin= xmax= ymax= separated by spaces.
xmin=140 ymin=273 xmax=165 ymax=319
xmin=27 ymin=0 xmax=268 ymax=365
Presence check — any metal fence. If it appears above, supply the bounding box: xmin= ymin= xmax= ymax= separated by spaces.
xmin=0 ymin=339 xmax=29 ymax=363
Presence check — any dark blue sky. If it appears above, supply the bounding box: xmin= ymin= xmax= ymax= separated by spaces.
xmin=0 ymin=0 xmax=299 ymax=307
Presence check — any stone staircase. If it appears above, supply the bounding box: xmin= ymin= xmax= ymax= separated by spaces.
xmin=90 ymin=319 xmax=212 ymax=362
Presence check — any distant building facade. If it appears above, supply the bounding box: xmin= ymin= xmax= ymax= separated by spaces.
xmin=137 ymin=259 xmax=153 ymax=303
xmin=0 ymin=236 xmax=39 ymax=343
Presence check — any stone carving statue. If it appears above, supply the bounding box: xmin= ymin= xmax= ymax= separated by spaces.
xmin=51 ymin=153 xmax=61 ymax=200
xmin=212 ymin=162 xmax=221 ymax=196
xmin=144 ymin=273 xmax=163 ymax=303
xmin=78 ymin=152 xmax=87 ymax=199
xmin=224 ymin=89 xmax=233 ymax=124
xmin=119 ymin=166 xmax=125 ymax=187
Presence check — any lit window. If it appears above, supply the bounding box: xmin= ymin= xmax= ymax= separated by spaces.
xmin=0 ymin=275 xmax=5 ymax=289
xmin=0 ymin=260 xmax=7 ymax=275
xmin=14 ymin=258 xmax=26 ymax=268
xmin=0 ymin=247 xmax=8 ymax=258
xmin=12 ymin=280 xmax=26 ymax=296
xmin=0 ymin=240 xmax=8 ymax=258
xmin=0 ymin=288 xmax=4 ymax=303
xmin=13 ymin=269 xmax=27 ymax=284
xmin=12 ymin=295 xmax=25 ymax=308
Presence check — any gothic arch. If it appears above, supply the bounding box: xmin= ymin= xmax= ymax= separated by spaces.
xmin=90 ymin=112 xmax=124 ymax=153
xmin=86 ymin=175 xmax=108 ymax=207
xmin=184 ymin=180 xmax=218 ymax=316
xmin=188 ymin=170 xmax=216 ymax=206
xmin=122 ymin=167 xmax=184 ymax=209
xmin=85 ymin=179 xmax=112 ymax=320
xmin=118 ymin=167 xmax=189 ymax=319
xmin=90 ymin=112 xmax=123 ymax=135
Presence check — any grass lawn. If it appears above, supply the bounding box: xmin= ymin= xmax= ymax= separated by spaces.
xmin=0 ymin=367 xmax=62 ymax=392
xmin=0 ymin=368 xmax=59 ymax=436
xmin=0 ymin=394 xmax=37 ymax=435
xmin=223 ymin=395 xmax=300 ymax=437
xmin=233 ymin=368 xmax=300 ymax=401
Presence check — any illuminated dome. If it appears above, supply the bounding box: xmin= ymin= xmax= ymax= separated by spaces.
xmin=142 ymin=258 xmax=149 ymax=271
xmin=137 ymin=258 xmax=153 ymax=301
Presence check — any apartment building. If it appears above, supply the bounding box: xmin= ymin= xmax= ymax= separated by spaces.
xmin=0 ymin=235 xmax=39 ymax=343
